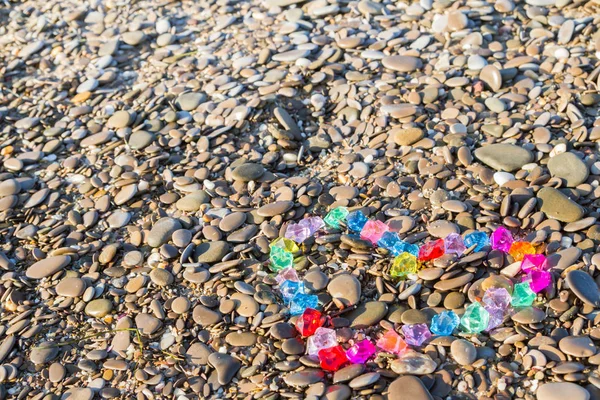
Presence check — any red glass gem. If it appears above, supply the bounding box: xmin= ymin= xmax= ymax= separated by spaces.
xmin=318 ymin=345 xmax=349 ymax=371
xmin=295 ymin=308 xmax=324 ymax=336
xmin=418 ymin=239 xmax=445 ymax=261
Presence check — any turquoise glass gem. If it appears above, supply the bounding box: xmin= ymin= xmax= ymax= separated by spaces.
xmin=324 ymin=207 xmax=349 ymax=229
xmin=430 ymin=310 xmax=460 ymax=336
xmin=511 ymin=282 xmax=536 ymax=307
xmin=346 ymin=211 xmax=368 ymax=233
xmin=460 ymin=302 xmax=490 ymax=333
xmin=464 ymin=231 xmax=489 ymax=252
xmin=378 ymin=231 xmax=405 ymax=256
xmin=290 ymin=293 xmax=319 ymax=315
xmin=269 ymin=246 xmax=293 ymax=272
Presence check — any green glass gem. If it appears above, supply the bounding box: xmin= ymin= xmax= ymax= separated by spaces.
xmin=390 ymin=252 xmax=418 ymax=279
xmin=460 ymin=302 xmax=490 ymax=333
xmin=511 ymin=282 xmax=535 ymax=307
xmin=269 ymin=246 xmax=294 ymax=272
xmin=324 ymin=207 xmax=349 ymax=229
xmin=270 ymin=237 xmax=300 ymax=253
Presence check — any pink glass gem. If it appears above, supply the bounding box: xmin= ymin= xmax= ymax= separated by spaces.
xmin=360 ymin=220 xmax=389 ymax=244
xmin=490 ymin=226 xmax=514 ymax=253
xmin=285 ymin=223 xmax=311 ymax=243
xmin=482 ymin=287 xmax=511 ymax=311
xmin=275 ymin=267 xmax=299 ymax=284
xmin=524 ymin=269 xmax=551 ymax=293
xmin=520 ymin=254 xmax=548 ymax=273
xmin=418 ymin=239 xmax=445 ymax=262
xmin=306 ymin=327 xmax=337 ymax=357
xmin=346 ymin=339 xmax=377 ymax=364
xmin=318 ymin=345 xmax=349 ymax=371
xmin=376 ymin=330 xmax=408 ymax=355
xmin=299 ymin=216 xmax=325 ymax=236
xmin=445 ymin=233 xmax=466 ymax=256
xmin=401 ymin=323 xmax=432 ymax=346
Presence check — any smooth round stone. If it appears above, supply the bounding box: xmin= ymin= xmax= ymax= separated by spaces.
xmin=128 ymin=131 xmax=154 ymax=150
xmin=547 ymin=152 xmax=589 ymax=187
xmin=30 ymin=342 xmax=59 ymax=365
xmin=566 ymin=270 xmax=600 ymax=307
xmin=257 ymin=201 xmax=293 ymax=217
xmin=176 ymin=190 xmax=210 ymax=211
xmin=231 ymin=293 xmax=259 ymax=317
xmin=447 ymin=10 xmax=468 ymax=31
xmin=171 ymin=297 xmax=191 ymax=314
xmin=0 ymin=179 xmax=21 ymax=196
xmin=536 ymin=382 xmax=590 ymax=400
xmin=147 ymin=217 xmax=182 ymax=247
xmin=451 ymin=339 xmax=477 ymax=366
xmin=77 ymin=78 xmax=98 ymax=93
xmin=219 ymin=212 xmax=246 ymax=232
xmin=349 ymin=372 xmax=380 ymax=389
xmin=107 ymin=210 xmax=131 ymax=228
xmin=333 ymin=364 xmax=364 ymax=383
xmin=107 ymin=111 xmax=132 ymax=128
xmin=511 ymin=307 xmax=546 ymax=324
xmin=195 ymin=241 xmax=230 ymax=263
xmin=345 ymin=301 xmax=387 ymax=328
xmin=382 ymin=55 xmax=423 ymax=72
xmin=26 ymin=255 xmax=71 ymax=279
xmin=283 ymin=369 xmax=325 ymax=387
xmin=480 ymin=65 xmax=502 ymax=91
xmin=304 ymin=270 xmax=329 ymax=291
xmin=493 ymin=172 xmax=515 ymax=186
xmin=186 ymin=342 xmax=212 ymax=366
xmin=474 ymin=144 xmax=533 ymax=172
xmin=467 ymin=55 xmax=487 ymax=70
xmin=559 ymin=336 xmax=596 ymax=357
xmin=61 ymin=388 xmax=94 ymax=400
xmin=49 ymin=362 xmax=66 ymax=382
xmin=122 ymin=31 xmax=145 ymax=46
xmin=391 ymin=127 xmax=424 ymax=146
xmin=226 ymin=331 xmax=258 ymax=347
xmin=537 ymin=187 xmax=584 ymax=223
xmin=135 ymin=313 xmax=162 ymax=335
xmin=149 ymin=268 xmax=173 ymax=286
xmin=172 ymin=229 xmax=192 ymax=248
xmin=55 ymin=277 xmax=85 ymax=297
xmin=175 ymin=92 xmax=206 ymax=111
xmin=85 ymin=299 xmax=113 ymax=318
xmin=208 ymin=353 xmax=241 ymax=385
xmin=357 ymin=0 xmax=384 ymax=14
xmin=327 ymin=274 xmax=361 ymax=306
xmin=322 ymin=384 xmax=352 ymax=400
xmin=388 ymin=376 xmax=433 ymax=400
xmin=391 ymin=352 xmax=437 ymax=375
xmin=485 ymin=97 xmax=506 ymax=113
xmin=193 ymin=305 xmax=222 ymax=326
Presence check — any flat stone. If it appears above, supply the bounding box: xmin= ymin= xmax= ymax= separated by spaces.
xmin=559 ymin=336 xmax=596 ymax=357
xmin=186 ymin=342 xmax=213 ymax=366
xmin=128 ymin=131 xmax=154 ymax=150
xmin=547 ymin=152 xmax=589 ymax=187
xmin=175 ymin=92 xmax=206 ymax=111
xmin=388 ymin=376 xmax=434 ymax=400
xmin=391 ymin=351 xmax=437 ymax=375
xmin=26 ymin=255 xmax=71 ymax=279
xmin=56 ymin=277 xmax=86 ymax=297
xmin=195 ymin=241 xmax=230 ymax=263
xmin=322 ymin=384 xmax=352 ymax=400
xmin=345 ymin=301 xmax=387 ymax=328
xmin=537 ymin=187 xmax=585 ymax=223
xmin=566 ymin=270 xmax=600 ymax=307
xmin=474 ymin=144 xmax=533 ymax=172
xmin=328 ymin=274 xmax=361 ymax=306
xmin=536 ymin=382 xmax=590 ymax=400
xmin=451 ymin=339 xmax=477 ymax=366
xmin=192 ymin=305 xmax=222 ymax=326
xmin=284 ymin=369 xmax=326 ymax=387
xmin=30 ymin=342 xmax=59 ymax=365
xmin=148 ymin=217 xmax=182 ymax=247
xmin=149 ymin=268 xmax=173 ymax=286
xmin=391 ymin=127 xmax=424 ymax=146
xmin=135 ymin=313 xmax=162 ymax=335
xmin=382 ymin=56 xmax=423 ymax=72
xmin=208 ymin=352 xmax=241 ymax=385
xmin=85 ymin=299 xmax=113 ymax=318
xmin=226 ymin=331 xmax=257 ymax=347
xmin=257 ymin=201 xmax=293 ymax=217
xmin=232 ymin=163 xmax=265 ymax=181
xmin=176 ymin=191 xmax=210 ymax=211
xmin=511 ymin=307 xmax=546 ymax=324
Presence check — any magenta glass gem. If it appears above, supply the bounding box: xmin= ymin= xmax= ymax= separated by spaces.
xmin=285 ymin=223 xmax=311 ymax=243
xmin=520 ymin=254 xmax=548 ymax=273
xmin=524 ymin=269 xmax=551 ymax=293
xmin=346 ymin=339 xmax=377 ymax=364
xmin=401 ymin=323 xmax=432 ymax=346
xmin=490 ymin=226 xmax=514 ymax=253
xmin=360 ymin=220 xmax=389 ymax=244
xmin=444 ymin=233 xmax=466 ymax=256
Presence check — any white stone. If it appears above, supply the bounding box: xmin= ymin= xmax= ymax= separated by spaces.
xmin=494 ymin=172 xmax=515 ymax=186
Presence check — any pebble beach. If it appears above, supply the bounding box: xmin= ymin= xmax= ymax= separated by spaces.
xmin=2 ymin=0 xmax=600 ymax=399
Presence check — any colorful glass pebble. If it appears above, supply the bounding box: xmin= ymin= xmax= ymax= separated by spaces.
xmin=307 ymin=327 xmax=338 ymax=357
xmin=290 ymin=293 xmax=318 ymax=315
xmin=346 ymin=210 xmax=368 ymax=233
xmin=509 ymin=241 xmax=535 ymax=261
xmin=402 ymin=323 xmax=432 ymax=346
xmin=324 ymin=207 xmax=349 ymax=229
xmin=376 ymin=330 xmax=408 ymax=355
xmin=346 ymin=339 xmax=377 ymax=364
xmin=511 ymin=282 xmax=536 ymax=307
xmin=464 ymin=231 xmax=489 ymax=252
xmin=485 ymin=306 xmax=505 ymax=331
xmin=390 ymin=252 xmax=418 ymax=279
xmin=524 ymin=269 xmax=551 ymax=293
xmin=275 ymin=267 xmax=299 ymax=284
xmin=520 ymin=254 xmax=547 ymax=272
xmin=430 ymin=310 xmax=460 ymax=336
xmin=461 ymin=302 xmax=490 ymax=333
xmin=482 ymin=287 xmax=511 ymax=311
xmin=270 ymin=237 xmax=300 ymax=253
xmin=403 ymin=242 xmax=419 ymax=257
xmin=444 ymin=233 xmax=466 ymax=256
xmin=280 ymin=280 xmax=304 ymax=303
xmin=318 ymin=345 xmax=349 ymax=371
xmin=299 ymin=216 xmax=325 ymax=236
xmin=378 ymin=231 xmax=405 ymax=256
xmin=491 ymin=226 xmax=514 ymax=252
xmin=269 ymin=246 xmax=294 ymax=272
xmin=285 ymin=223 xmax=311 ymax=243
xmin=360 ymin=220 xmax=389 ymax=244
xmin=418 ymin=239 xmax=445 ymax=261
xmin=295 ymin=308 xmax=324 ymax=337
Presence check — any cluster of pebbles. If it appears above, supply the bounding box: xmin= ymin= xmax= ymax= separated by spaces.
xmin=0 ymin=0 xmax=600 ymax=398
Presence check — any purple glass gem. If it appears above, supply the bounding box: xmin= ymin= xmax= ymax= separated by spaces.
xmin=444 ymin=233 xmax=466 ymax=256
xmin=524 ymin=268 xmax=552 ymax=293
xmin=482 ymin=287 xmax=511 ymax=311
xmin=285 ymin=223 xmax=311 ymax=243
xmin=485 ymin=306 xmax=506 ymax=331
xmin=490 ymin=226 xmax=514 ymax=253
xmin=299 ymin=217 xmax=325 ymax=236
xmin=346 ymin=339 xmax=377 ymax=364
xmin=275 ymin=267 xmax=299 ymax=284
xmin=520 ymin=254 xmax=548 ymax=273
xmin=360 ymin=220 xmax=389 ymax=244
xmin=401 ymin=323 xmax=432 ymax=346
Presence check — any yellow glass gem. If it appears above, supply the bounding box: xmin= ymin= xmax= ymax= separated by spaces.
xmin=390 ymin=252 xmax=418 ymax=279
xmin=270 ymin=237 xmax=300 ymax=253
xmin=508 ymin=241 xmax=535 ymax=261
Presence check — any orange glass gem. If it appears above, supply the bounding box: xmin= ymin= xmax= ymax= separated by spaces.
xmin=376 ymin=330 xmax=408 ymax=355
xmin=508 ymin=241 xmax=536 ymax=261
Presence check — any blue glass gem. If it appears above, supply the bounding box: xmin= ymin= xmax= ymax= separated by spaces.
xmin=378 ymin=231 xmax=405 ymax=256
xmin=430 ymin=310 xmax=460 ymax=336
xmin=403 ymin=243 xmax=419 ymax=257
xmin=280 ymin=280 xmax=305 ymax=304
xmin=346 ymin=211 xmax=368 ymax=233
xmin=290 ymin=293 xmax=319 ymax=315
xmin=464 ymin=231 xmax=489 ymax=252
